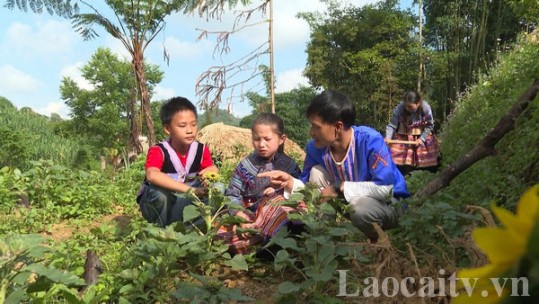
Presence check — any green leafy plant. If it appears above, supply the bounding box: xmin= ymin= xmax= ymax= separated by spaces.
xmin=173 ymin=273 xmax=253 ymax=303
xmin=115 ymin=175 xmax=255 ymax=302
xmin=0 ymin=233 xmax=85 ymax=303
xmin=265 ymin=184 xmax=367 ymax=302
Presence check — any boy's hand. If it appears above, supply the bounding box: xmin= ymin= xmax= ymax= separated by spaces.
xmin=199 ymin=166 xmax=219 ymax=186
xmin=199 ymin=166 xmax=218 ymax=175
xmin=193 ymin=187 xmax=209 ymax=198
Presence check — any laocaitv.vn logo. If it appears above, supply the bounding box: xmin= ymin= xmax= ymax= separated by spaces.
xmin=336 ymin=269 xmax=530 ymax=299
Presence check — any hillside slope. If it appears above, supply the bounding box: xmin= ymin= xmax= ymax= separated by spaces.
xmin=411 ymin=32 xmax=539 ymax=210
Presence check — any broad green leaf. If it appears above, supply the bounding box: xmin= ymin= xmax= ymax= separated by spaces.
xmin=306 ymin=266 xmax=334 ymax=282
xmin=118 ymin=269 xmax=140 ymax=280
xmin=288 ymin=193 xmax=304 ymax=202
xmin=119 ymin=284 xmax=136 ymax=294
xmin=223 ymin=254 xmax=248 ymax=271
xmin=55 ymin=285 xmax=82 ymax=304
xmin=5 ymin=288 xmax=29 ymax=304
xmin=217 ymin=287 xmax=253 ymax=301
xmin=328 ymin=227 xmax=350 ymax=236
xmin=319 ymin=202 xmax=337 ymax=215
xmin=278 ymin=281 xmax=301 ymax=294
xmin=274 ymin=237 xmax=300 ymax=251
xmin=317 ymin=244 xmax=336 ymax=263
xmin=22 ymin=264 xmax=85 ymax=286
xmin=182 ymin=205 xmax=201 ymax=223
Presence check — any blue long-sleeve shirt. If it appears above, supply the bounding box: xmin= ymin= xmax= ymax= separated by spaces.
xmin=300 ymin=126 xmax=410 ymax=199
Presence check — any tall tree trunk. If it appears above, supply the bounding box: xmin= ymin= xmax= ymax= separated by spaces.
xmin=133 ymin=50 xmax=156 ymax=147
xmin=477 ymin=0 xmax=489 ymax=67
xmin=468 ymin=0 xmax=479 ymax=81
xmin=128 ymin=85 xmax=142 ymax=154
xmin=494 ymin=0 xmax=503 ymax=60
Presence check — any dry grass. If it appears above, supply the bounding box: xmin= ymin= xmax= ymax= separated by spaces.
xmin=196 ymin=122 xmax=306 ymax=161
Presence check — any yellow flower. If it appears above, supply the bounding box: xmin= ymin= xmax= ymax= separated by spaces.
xmin=453 ymin=185 xmax=539 ymax=304
xmin=203 ymin=171 xmax=220 ymax=183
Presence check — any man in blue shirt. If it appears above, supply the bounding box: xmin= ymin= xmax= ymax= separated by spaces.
xmin=259 ymin=90 xmax=410 ymax=243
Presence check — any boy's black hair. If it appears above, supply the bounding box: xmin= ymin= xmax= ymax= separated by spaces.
xmin=251 ymin=112 xmax=285 ymax=153
xmin=160 ymin=97 xmax=197 ymax=125
xmin=306 ymin=90 xmax=356 ymax=129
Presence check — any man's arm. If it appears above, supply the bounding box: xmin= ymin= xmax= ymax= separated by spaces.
xmin=341 ymin=133 xmax=396 ymax=201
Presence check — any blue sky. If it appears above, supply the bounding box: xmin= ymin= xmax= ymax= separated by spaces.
xmin=0 ymin=0 xmax=413 ymax=118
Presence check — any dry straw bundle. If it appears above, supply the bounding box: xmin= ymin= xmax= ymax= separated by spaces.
xmin=196 ymin=122 xmax=306 ymax=161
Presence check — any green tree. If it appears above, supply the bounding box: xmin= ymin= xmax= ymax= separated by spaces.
xmin=59 ymin=47 xmax=163 ymax=152
xmin=300 ymin=0 xmax=417 ymax=130
xmin=0 ymin=126 xmax=32 ymax=168
xmin=4 ymin=0 xmax=79 ymax=16
xmin=420 ymin=0 xmax=521 ymax=116
xmin=506 ymin=0 xmax=539 ymax=31
xmin=240 ymin=86 xmax=316 ymax=146
xmin=0 ymin=96 xmax=16 ymax=111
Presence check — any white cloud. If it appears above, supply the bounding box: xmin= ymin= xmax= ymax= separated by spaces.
xmin=275 ymin=68 xmax=310 ymax=93
xmin=224 ymin=100 xmax=251 ymax=118
xmin=271 ymin=0 xmax=327 ymax=49
xmin=164 ymin=36 xmax=209 ymax=59
xmin=60 ymin=63 xmax=94 ymax=90
xmin=3 ymin=20 xmax=76 ymax=57
xmin=153 ymin=85 xmax=176 ymax=101
xmin=271 ymin=0 xmax=380 ymax=49
xmin=194 ymin=0 xmax=380 ymax=50
xmin=37 ymin=101 xmax=69 ymax=118
xmin=104 ymin=37 xmax=132 ymax=61
xmin=0 ymin=65 xmax=42 ymax=94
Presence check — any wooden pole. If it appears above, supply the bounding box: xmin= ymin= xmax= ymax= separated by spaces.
xmin=269 ymin=0 xmax=275 ymax=113
xmin=417 ymin=0 xmax=423 ymax=92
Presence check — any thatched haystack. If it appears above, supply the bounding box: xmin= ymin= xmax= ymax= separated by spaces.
xmin=196 ymin=122 xmax=306 ymax=161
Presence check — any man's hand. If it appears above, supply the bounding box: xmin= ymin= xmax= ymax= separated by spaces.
xmin=320 ymin=185 xmax=339 ymax=198
xmin=257 ymin=170 xmax=294 ymax=193
xmin=415 ymin=138 xmax=424 ymax=146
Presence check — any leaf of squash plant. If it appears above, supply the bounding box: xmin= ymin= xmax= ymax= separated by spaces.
xmin=182 ymin=205 xmax=201 ymax=223
xmin=22 ymin=264 xmax=85 ymax=286
xmin=5 ymin=288 xmax=28 ymax=304
xmin=278 ymin=281 xmax=301 ymax=294
xmin=223 ymin=254 xmax=248 ymax=271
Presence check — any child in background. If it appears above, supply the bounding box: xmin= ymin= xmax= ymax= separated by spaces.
xmin=218 ymin=113 xmax=305 ymax=254
xmin=385 ymin=90 xmax=440 ymax=175
xmin=137 ymin=97 xmax=218 ymax=227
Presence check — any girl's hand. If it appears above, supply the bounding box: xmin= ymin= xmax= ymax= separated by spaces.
xmin=262 ymin=187 xmax=277 ymax=197
xmin=415 ymin=138 xmax=424 ymax=146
